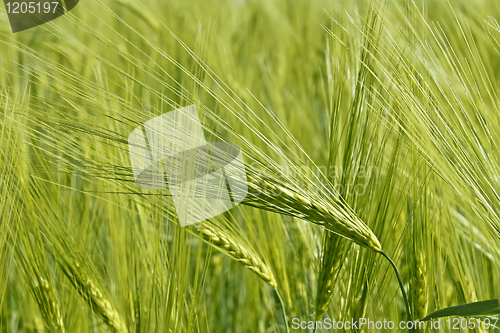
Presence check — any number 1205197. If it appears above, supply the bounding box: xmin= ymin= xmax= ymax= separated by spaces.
xmin=445 ymin=317 xmax=498 ymax=330
xmin=5 ymin=2 xmax=59 ymax=14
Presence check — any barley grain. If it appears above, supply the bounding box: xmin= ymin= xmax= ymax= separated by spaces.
xmin=315 ymin=234 xmax=349 ymax=320
xmin=36 ymin=277 xmax=65 ymax=333
xmin=192 ymin=223 xmax=277 ymax=288
xmin=245 ymin=175 xmax=382 ymax=252
xmin=60 ymin=260 xmax=128 ymax=333
xmin=414 ymin=252 xmax=428 ymax=320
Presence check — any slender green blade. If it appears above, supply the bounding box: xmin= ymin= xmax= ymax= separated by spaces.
xmin=422 ymin=299 xmax=500 ymax=321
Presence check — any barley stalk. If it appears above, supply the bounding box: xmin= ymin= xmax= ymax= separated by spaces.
xmin=34 ymin=277 xmax=65 ymax=333
xmin=245 ymin=174 xmax=382 ymax=252
xmin=337 ymin=259 xmax=350 ymax=321
xmin=190 ymin=223 xmax=289 ymax=331
xmin=315 ymin=233 xmax=349 ymax=320
xmin=192 ymin=223 xmax=277 ymax=288
xmin=351 ymin=282 xmax=369 ymax=320
xmin=413 ymin=252 xmax=428 ymax=320
xmin=59 ymin=259 xmax=128 ymax=333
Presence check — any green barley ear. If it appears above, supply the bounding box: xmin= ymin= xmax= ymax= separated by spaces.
xmin=405 ymin=156 xmax=433 ymax=325
xmin=245 ymin=174 xmax=382 ymax=252
xmin=352 ymin=281 xmax=370 ymax=321
xmin=192 ymin=223 xmax=277 ymax=288
xmin=413 ymin=252 xmax=428 ymax=320
xmin=314 ymin=0 xmax=414 ymax=327
xmin=187 ymin=211 xmax=291 ymax=331
xmin=15 ymin=245 xmax=66 ymax=333
xmin=56 ymin=252 xmax=128 ymax=333
xmin=314 ymin=233 xmax=349 ymax=321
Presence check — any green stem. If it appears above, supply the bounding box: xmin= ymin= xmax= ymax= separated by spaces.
xmin=380 ymin=250 xmax=414 ymax=333
xmin=276 ymin=289 xmax=290 ymax=333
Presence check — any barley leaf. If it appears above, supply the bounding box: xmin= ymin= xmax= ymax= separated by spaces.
xmin=421 ymin=299 xmax=500 ymax=321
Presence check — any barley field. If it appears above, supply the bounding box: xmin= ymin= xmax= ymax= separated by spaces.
xmin=1 ymin=0 xmax=500 ymax=332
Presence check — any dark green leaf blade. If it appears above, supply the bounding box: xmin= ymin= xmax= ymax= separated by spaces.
xmin=422 ymin=299 xmax=500 ymax=321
